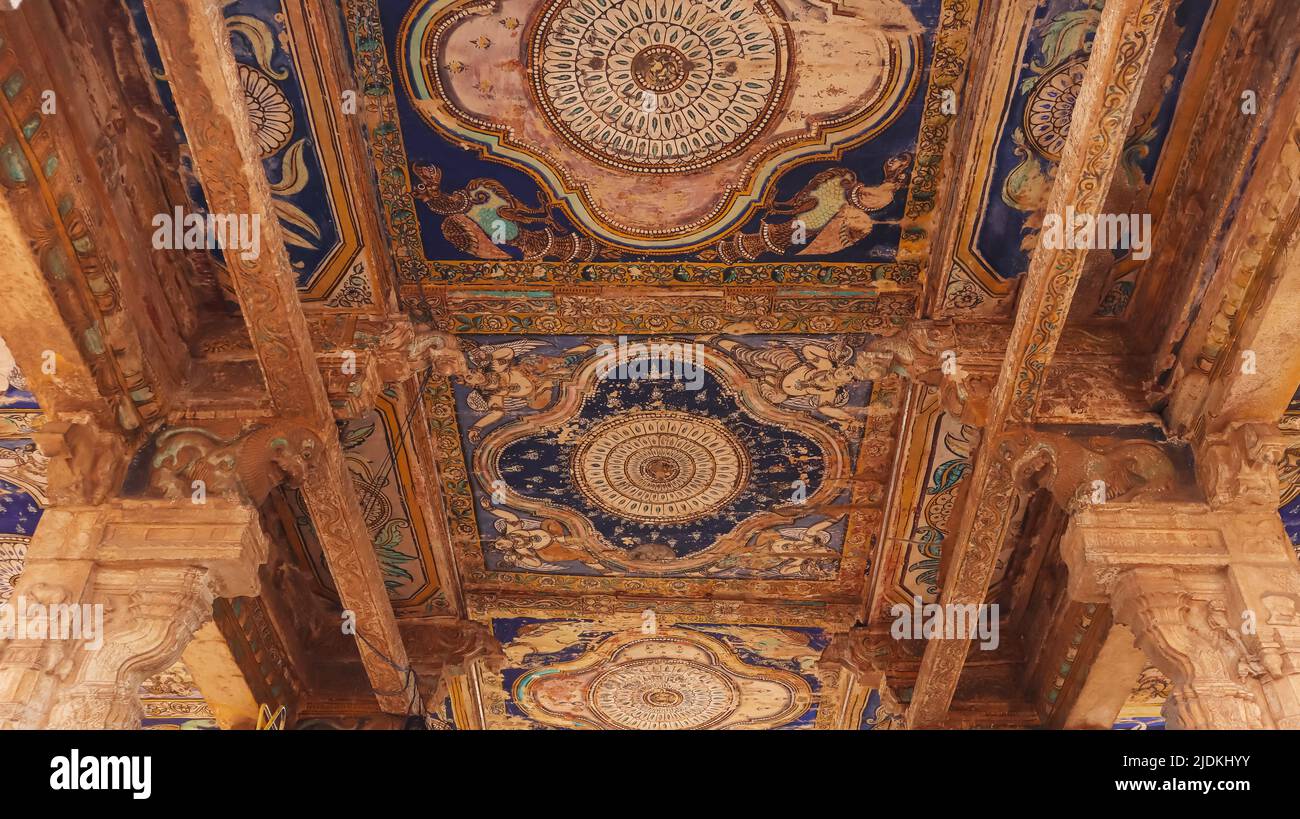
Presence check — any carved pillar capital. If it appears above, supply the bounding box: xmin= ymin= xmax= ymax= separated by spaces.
xmin=1062 ymin=503 xmax=1300 ymax=729
xmin=1106 ymin=568 xmax=1268 ymax=729
xmin=44 ymin=566 xmax=215 ymax=729
xmin=0 ymin=500 xmax=269 ymax=728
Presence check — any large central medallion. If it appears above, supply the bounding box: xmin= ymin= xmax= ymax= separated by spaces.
xmin=588 ymin=656 xmax=741 ymax=729
xmin=530 ymin=0 xmax=788 ymax=172
xmin=403 ymin=0 xmax=922 ymax=248
xmin=503 ymin=626 xmax=818 ymax=729
xmin=457 ymin=335 xmax=868 ymax=580
xmin=572 ymin=411 xmax=749 ymax=523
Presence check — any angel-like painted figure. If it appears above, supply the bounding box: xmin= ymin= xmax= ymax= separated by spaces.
xmin=708 ymin=518 xmax=840 ymax=578
xmin=459 ymin=339 xmax=578 ymax=441
xmin=709 ymin=336 xmax=876 ymax=430
xmin=486 ymin=506 xmax=598 ymax=572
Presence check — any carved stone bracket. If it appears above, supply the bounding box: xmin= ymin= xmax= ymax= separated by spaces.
xmin=400 ymin=618 xmax=504 ymax=716
xmin=817 ymin=627 xmax=908 ymax=729
xmin=1009 ymin=432 xmax=1178 ymax=514
xmin=33 ymin=419 xmax=128 ymax=506
xmin=134 ymin=422 xmax=324 ymax=506
xmin=1196 ymin=421 xmax=1289 ymax=509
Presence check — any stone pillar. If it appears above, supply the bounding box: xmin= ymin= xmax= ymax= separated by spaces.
xmin=1062 ymin=502 xmax=1300 ymax=729
xmin=0 ymin=500 xmax=268 ymax=729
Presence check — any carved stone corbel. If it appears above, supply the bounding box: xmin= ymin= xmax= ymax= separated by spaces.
xmin=136 ymin=422 xmax=323 ymax=506
xmin=864 ymin=321 xmax=993 ymax=424
xmin=1010 ymin=432 xmax=1177 ymax=514
xmin=817 ymin=627 xmax=908 ymax=729
xmin=400 ymin=619 xmax=505 ymax=716
xmin=372 ymin=319 xmax=464 ymax=383
xmin=816 ymin=628 xmax=889 ymax=687
xmin=32 ymin=419 xmax=128 ymax=506
xmin=1195 ymin=421 xmax=1287 ymax=509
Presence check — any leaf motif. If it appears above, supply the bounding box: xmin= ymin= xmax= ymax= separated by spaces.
xmin=273 ymin=198 xmax=321 ymax=240
xmin=279 ymin=227 xmax=317 ymax=250
xmin=270 ymin=139 xmax=312 ymax=196
xmin=1029 ymin=8 xmax=1101 ymax=78
xmin=342 ymin=422 xmax=376 ymax=450
xmin=929 ymin=459 xmax=970 ymax=494
xmin=227 ymin=15 xmax=290 ymax=80
xmin=372 ymin=520 xmax=416 ymax=588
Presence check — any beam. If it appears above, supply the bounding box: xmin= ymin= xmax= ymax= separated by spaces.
xmin=1162 ymin=59 xmax=1300 ymax=436
xmin=907 ymin=0 xmax=1174 ymax=726
xmin=143 ymin=0 xmax=414 ymax=713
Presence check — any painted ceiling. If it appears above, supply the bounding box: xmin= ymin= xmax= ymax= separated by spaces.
xmin=482 ymin=613 xmax=848 ymax=728
xmin=18 ymin=0 xmax=1292 ymax=729
xmin=280 ymin=386 xmax=453 ymax=615
xmin=0 ymin=340 xmax=44 ymax=609
xmin=125 ymin=0 xmax=377 ymax=303
xmin=356 ymin=0 xmax=947 ymax=269
xmin=433 ymin=332 xmax=898 ymax=607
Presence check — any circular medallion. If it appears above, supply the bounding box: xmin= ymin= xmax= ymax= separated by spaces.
xmin=1023 ymin=57 xmax=1086 ymax=162
xmin=588 ymin=656 xmax=740 ymax=729
xmin=530 ymin=0 xmax=790 ymax=173
xmin=572 ymin=410 xmax=750 ymax=523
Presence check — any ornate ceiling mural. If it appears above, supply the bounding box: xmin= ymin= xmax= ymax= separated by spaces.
xmin=483 ymin=615 xmax=836 ymax=728
xmin=0 ymin=344 xmax=44 ymax=608
xmin=432 ymin=333 xmax=902 ymax=603
xmin=399 ymin=0 xmax=924 ymax=252
xmin=346 ymin=0 xmax=975 ymax=281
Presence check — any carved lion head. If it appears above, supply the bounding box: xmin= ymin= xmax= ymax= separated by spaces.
xmin=267 ymin=428 xmax=322 ymax=489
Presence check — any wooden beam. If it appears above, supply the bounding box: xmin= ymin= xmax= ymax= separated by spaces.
xmin=1162 ymin=56 xmax=1300 ymax=436
xmin=907 ymin=0 xmax=1175 ymax=727
xmin=143 ymin=0 xmax=414 ymax=713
